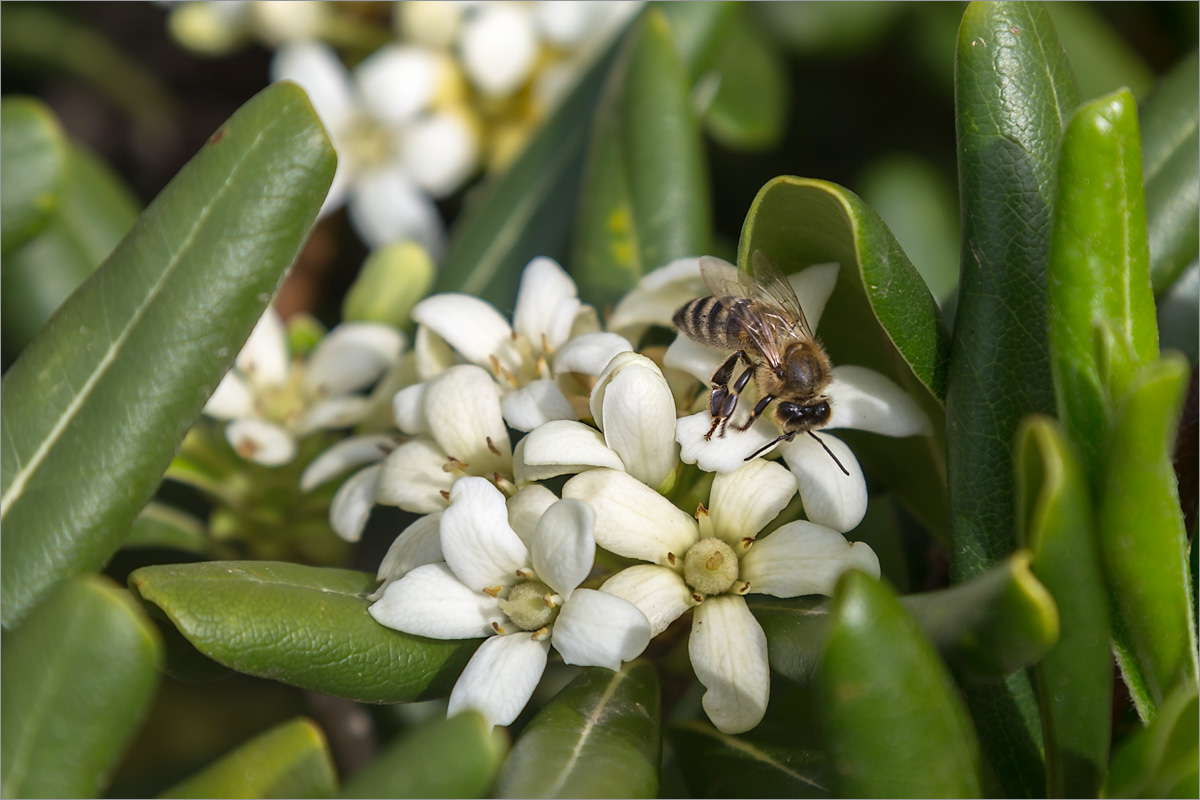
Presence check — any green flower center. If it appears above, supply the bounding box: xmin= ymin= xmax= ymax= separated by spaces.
xmin=683 ymin=538 xmax=739 ymax=598
xmin=498 ymin=579 xmax=559 ymax=631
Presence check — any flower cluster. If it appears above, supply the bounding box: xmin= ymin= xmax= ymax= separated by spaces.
xmin=344 ymin=254 xmax=933 ymax=733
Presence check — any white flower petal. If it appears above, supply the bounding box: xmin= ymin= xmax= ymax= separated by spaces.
xmin=676 ymin=411 xmax=780 ymax=473
xmin=204 ymin=372 xmax=255 ymax=420
xmin=600 ymin=565 xmax=693 ymax=638
xmin=826 ymin=365 xmax=932 ymax=437
xmin=271 ymin=41 xmax=355 ymax=133
xmin=448 ymin=632 xmax=549 ymax=728
xmin=512 ymin=257 xmax=581 ymax=354
xmin=426 ymin=366 xmax=511 ymax=474
xmin=301 ymin=434 xmax=394 ymax=491
xmin=513 ymin=421 xmax=624 ymax=484
xmin=376 ymin=437 xmax=454 ymax=513
xmin=295 ymin=395 xmax=373 ymax=435
xmin=709 ymin=459 xmax=797 ymax=544
xmin=552 ymin=332 xmax=633 ymax=378
xmin=779 ymin=433 xmax=867 ymax=533
xmin=415 ymin=325 xmax=459 ymax=380
xmin=562 ymin=469 xmax=698 ymax=565
xmin=376 ymin=512 xmax=444 ymax=582
xmin=507 ymin=484 xmax=559 ymax=548
xmin=330 ymin=464 xmax=381 ymax=542
xmin=607 ymin=256 xmax=705 ymax=336
xmin=349 ymin=168 xmax=445 ymax=255
xmin=412 ymin=294 xmax=514 ymax=371
xmin=400 ymin=0 xmax=468 ymax=47
xmin=530 ymin=499 xmax=595 ymax=600
xmin=251 ymin=1 xmax=327 ymax=46
xmin=403 ymin=110 xmax=480 ymax=198
xmin=226 ymin=418 xmax=297 ymax=466
xmin=689 ymin=596 xmax=770 ymax=735
xmin=740 ymin=521 xmax=880 ymax=598
xmin=788 ymin=262 xmax=839 ymax=332
xmin=355 ymin=44 xmax=439 ymax=125
xmin=459 ymin=2 xmax=538 ymax=96
xmin=553 ymin=589 xmax=651 ymax=670
xmin=303 ymin=323 xmax=406 ymax=396
xmin=594 ymin=356 xmax=679 ymax=488
xmin=370 ymin=562 xmax=501 ymax=638
xmin=442 ymin=477 xmax=530 ymax=592
xmin=663 ymin=335 xmax=725 ymax=385
xmin=501 ymin=381 xmax=576 ymax=433
xmin=392 ymin=382 xmax=429 ymax=435
xmin=235 ymin=307 xmax=290 ymax=388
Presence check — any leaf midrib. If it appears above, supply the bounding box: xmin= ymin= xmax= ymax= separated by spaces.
xmin=540 ymin=669 xmax=629 ymax=797
xmin=0 ymin=120 xmax=276 ymax=521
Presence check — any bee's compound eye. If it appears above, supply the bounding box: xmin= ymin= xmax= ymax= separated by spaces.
xmin=778 ymin=401 xmax=831 ymax=427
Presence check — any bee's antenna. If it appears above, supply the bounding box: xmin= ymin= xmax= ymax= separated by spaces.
xmin=808 ymin=431 xmax=850 ymax=476
xmin=745 ymin=433 xmax=789 ymax=461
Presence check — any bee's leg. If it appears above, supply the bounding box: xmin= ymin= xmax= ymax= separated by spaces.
xmin=720 ymin=367 xmax=756 ymax=436
xmin=732 ymin=393 xmax=774 ymax=432
xmin=705 ymin=351 xmax=749 ymax=440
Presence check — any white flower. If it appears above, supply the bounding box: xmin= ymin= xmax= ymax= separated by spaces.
xmin=271 ymin=40 xmax=480 ymax=253
xmin=369 ymin=477 xmax=651 ymax=728
xmin=563 ymin=461 xmax=879 ymax=734
xmin=409 ymin=256 xmax=631 ymax=432
xmin=653 ymin=260 xmax=931 ymax=533
xmin=203 ymin=308 xmax=405 ymax=468
xmin=512 ymin=351 xmax=679 ymax=490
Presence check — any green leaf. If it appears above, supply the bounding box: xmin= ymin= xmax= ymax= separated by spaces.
xmin=693 ymin=4 xmax=789 ymax=151
xmin=0 ymin=82 xmax=336 ymax=628
xmin=124 ymin=502 xmax=212 ymax=555
xmin=494 ymin=661 xmax=661 ymax=798
xmin=1016 ymin=416 xmax=1111 ymax=798
xmin=572 ymin=8 xmax=711 ymax=310
xmin=1140 ymin=49 xmax=1199 ymax=294
xmin=737 ymin=175 xmax=951 ymax=536
xmin=160 ymin=717 xmax=336 ymax=799
xmin=751 ymin=1 xmax=904 ymax=55
xmin=1098 ymin=355 xmax=1198 ymax=717
xmin=1106 ymin=681 xmax=1199 ymax=799
xmin=0 ymin=96 xmax=67 ymax=254
xmin=341 ymin=712 xmax=507 ymax=799
xmin=1048 ymin=89 xmax=1158 ymax=485
xmin=1 ymin=575 xmax=162 ymax=798
xmin=819 ymin=570 xmax=983 ymax=797
xmin=3 ymin=142 xmax=141 ymax=360
xmin=666 ymin=721 xmax=831 ymax=798
xmin=948 ymin=0 xmax=1080 ymax=580
xmin=129 ymin=561 xmax=475 ymax=704
xmin=1157 ymin=261 xmax=1199 ymax=367
xmin=753 ymin=552 xmax=1059 ymax=684
xmin=434 ymin=25 xmax=625 ymax=309
xmin=341 ymin=241 xmax=434 ymax=330
xmin=1044 ymin=2 xmax=1153 ymax=102
xmin=654 ymin=1 xmax=733 ymax=75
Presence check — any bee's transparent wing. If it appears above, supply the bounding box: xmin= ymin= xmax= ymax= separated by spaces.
xmin=698 ymin=254 xmax=801 ymax=369
xmin=749 ymin=250 xmax=815 ymax=339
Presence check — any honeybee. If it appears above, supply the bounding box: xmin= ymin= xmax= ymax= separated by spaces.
xmin=673 ymin=252 xmax=848 ymax=473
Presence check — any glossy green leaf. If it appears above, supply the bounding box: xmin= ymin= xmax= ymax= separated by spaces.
xmin=1157 ymin=261 xmax=1199 ymax=367
xmin=1 ymin=575 xmax=162 ymax=798
xmin=1098 ymin=355 xmax=1198 ymax=717
xmin=129 ymin=561 xmax=476 ymax=704
xmin=1049 ymin=89 xmax=1158 ymax=485
xmin=0 ymin=96 xmax=67 ymax=254
xmin=738 ymin=176 xmax=950 ymax=536
xmin=341 ymin=712 xmax=507 ymax=799
xmin=434 ymin=25 xmax=625 ymax=309
xmin=948 ymin=0 xmax=1080 ymax=580
xmin=654 ymin=1 xmax=732 ymax=75
xmin=1045 ymin=2 xmax=1153 ymax=102
xmin=751 ymin=1 xmax=903 ymax=55
xmin=819 ymin=570 xmax=983 ymax=798
xmin=666 ymin=721 xmax=831 ymax=798
xmin=693 ymin=4 xmax=788 ymax=151
xmin=1106 ymin=681 xmax=1199 ymax=799
xmin=160 ymin=717 xmax=336 ymax=799
xmin=0 ymin=82 xmax=336 ymax=628
xmin=572 ymin=8 xmax=710 ymax=310
xmin=342 ymin=241 xmax=434 ymax=330
xmin=3 ymin=142 xmax=141 ymax=360
xmin=1140 ymin=49 xmax=1199 ymax=294
xmin=754 ymin=552 xmax=1058 ymax=684
xmin=1016 ymin=416 xmax=1110 ymax=798
xmin=494 ymin=661 xmax=660 ymax=798
xmin=124 ymin=502 xmax=212 ymax=555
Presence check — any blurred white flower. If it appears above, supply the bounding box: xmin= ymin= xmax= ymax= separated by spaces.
xmin=563 ymin=460 xmax=879 ymax=734
xmin=271 ymin=40 xmax=480 ymax=254
xmin=204 ymin=307 xmax=405 ymax=467
xmin=168 ymin=1 xmax=330 ymax=56
xmin=369 ymin=477 xmax=651 ymax=728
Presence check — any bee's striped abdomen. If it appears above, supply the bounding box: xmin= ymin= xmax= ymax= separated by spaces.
xmin=672 ymin=296 xmax=750 ymax=350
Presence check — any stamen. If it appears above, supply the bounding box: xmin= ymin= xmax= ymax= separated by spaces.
xmin=691 ymin=593 xmax=704 ymax=604
xmin=486 ymin=436 xmax=501 ymax=456
xmin=483 ymin=585 xmax=502 ymax=598
xmin=741 ymin=537 xmax=755 ymax=550
xmin=542 ymin=593 xmax=560 ymax=608
xmin=491 ymin=621 xmax=507 ymax=635
xmin=695 ymin=502 xmax=709 ymax=519
xmin=515 ymin=567 xmax=534 ymax=580
xmin=439 ymin=490 xmax=451 ymax=500
xmin=736 ymin=581 xmax=751 ymax=594
xmin=667 ymin=552 xmax=677 ymax=566
xmin=531 ymin=627 xmax=550 ymax=642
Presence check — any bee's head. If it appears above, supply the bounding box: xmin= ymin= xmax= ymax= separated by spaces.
xmin=776 ymin=399 xmax=831 ymax=432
